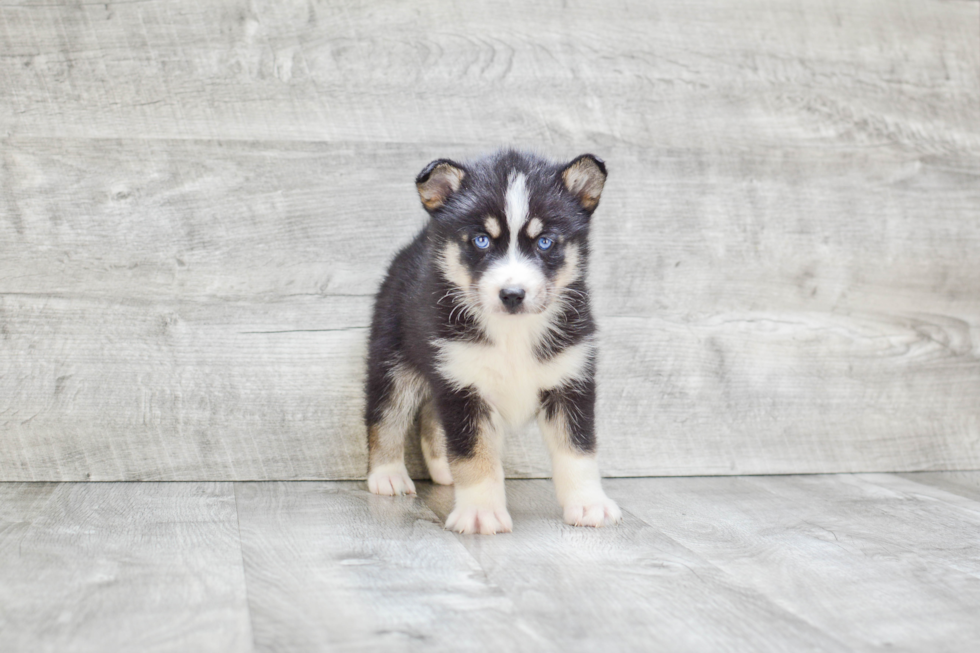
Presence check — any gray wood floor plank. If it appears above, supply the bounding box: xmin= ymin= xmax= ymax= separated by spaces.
xmin=0 ymin=482 xmax=253 ymax=653
xmin=234 ymin=481 xmax=546 ymax=653
xmin=4 ymin=477 xmax=979 ymax=652
xmin=895 ymin=471 xmax=980 ymax=503
xmin=419 ymin=480 xmax=850 ymax=653
xmin=606 ymin=475 xmax=980 ymax=652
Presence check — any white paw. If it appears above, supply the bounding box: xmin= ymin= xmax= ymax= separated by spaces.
xmin=563 ymin=494 xmax=622 ymax=528
xmin=445 ymin=480 xmax=511 ymax=534
xmin=367 ymin=463 xmax=416 ymax=496
xmin=426 ymin=457 xmax=454 ymax=486
xmin=446 ymin=505 xmax=513 ymax=535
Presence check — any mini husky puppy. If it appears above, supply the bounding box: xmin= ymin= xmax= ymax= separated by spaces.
xmin=365 ymin=150 xmax=621 ymax=534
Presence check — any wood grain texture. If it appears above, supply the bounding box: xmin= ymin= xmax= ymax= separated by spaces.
xmin=897 ymin=471 xmax=980 ymax=503
xmin=606 ymin=474 xmax=980 ymax=652
xmin=1 ymin=0 xmax=979 ymax=480
xmin=419 ymin=479 xmax=850 ymax=653
xmin=3 ymin=474 xmax=980 ymax=651
xmin=0 ymin=482 xmax=253 ymax=653
xmin=1 ymin=139 xmax=977 ymax=479
xmin=234 ymin=481 xmax=541 ymax=653
xmin=0 ymin=0 xmax=977 ymax=146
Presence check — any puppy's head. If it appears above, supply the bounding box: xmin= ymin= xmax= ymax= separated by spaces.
xmin=416 ymin=150 xmax=606 ymax=318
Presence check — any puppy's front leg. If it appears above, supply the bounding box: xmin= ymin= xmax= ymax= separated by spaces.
xmin=437 ymin=386 xmax=512 ymax=535
xmin=539 ymin=378 xmax=621 ymax=527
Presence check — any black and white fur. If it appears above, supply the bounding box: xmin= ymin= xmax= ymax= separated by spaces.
xmin=365 ymin=150 xmax=621 ymax=534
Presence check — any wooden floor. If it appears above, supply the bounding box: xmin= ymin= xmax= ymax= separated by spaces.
xmin=2 ymin=473 xmax=979 ymax=652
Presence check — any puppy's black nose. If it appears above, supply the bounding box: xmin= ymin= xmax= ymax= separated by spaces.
xmin=499 ymin=287 xmax=526 ymax=311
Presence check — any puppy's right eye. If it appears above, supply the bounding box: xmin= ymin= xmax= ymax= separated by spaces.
xmin=473 ymin=235 xmax=491 ymax=250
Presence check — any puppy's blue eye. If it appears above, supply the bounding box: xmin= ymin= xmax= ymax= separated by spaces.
xmin=537 ymin=236 xmax=554 ymax=251
xmin=474 ymin=235 xmax=491 ymax=250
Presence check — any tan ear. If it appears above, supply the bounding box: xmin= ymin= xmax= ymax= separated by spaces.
xmin=561 ymin=154 xmax=607 ymax=213
xmin=416 ymin=159 xmax=466 ymax=212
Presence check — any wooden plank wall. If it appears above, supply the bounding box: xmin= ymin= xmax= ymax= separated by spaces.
xmin=0 ymin=0 xmax=978 ymax=481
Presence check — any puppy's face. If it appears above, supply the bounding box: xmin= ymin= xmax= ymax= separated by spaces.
xmin=417 ymin=151 xmax=606 ymax=319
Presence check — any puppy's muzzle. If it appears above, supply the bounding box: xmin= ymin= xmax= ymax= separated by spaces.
xmin=499 ymin=287 xmax=526 ymax=312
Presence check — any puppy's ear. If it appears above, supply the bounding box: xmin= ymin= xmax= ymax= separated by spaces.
xmin=561 ymin=154 xmax=607 ymax=214
xmin=416 ymin=159 xmax=467 ymax=212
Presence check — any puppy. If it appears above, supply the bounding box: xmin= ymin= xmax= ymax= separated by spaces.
xmin=365 ymin=150 xmax=621 ymax=534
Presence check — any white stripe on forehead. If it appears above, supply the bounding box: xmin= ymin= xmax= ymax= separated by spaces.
xmin=504 ymin=171 xmax=529 ymax=252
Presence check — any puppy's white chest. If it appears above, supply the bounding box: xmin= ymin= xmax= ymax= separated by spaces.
xmin=435 ymin=324 xmax=592 ymax=426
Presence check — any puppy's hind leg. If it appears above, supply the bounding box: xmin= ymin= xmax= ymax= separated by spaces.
xmin=365 ymin=362 xmax=426 ymax=496
xmin=419 ymin=400 xmax=453 ymax=486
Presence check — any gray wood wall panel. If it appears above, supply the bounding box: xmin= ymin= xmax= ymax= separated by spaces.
xmin=1 ymin=0 xmax=977 ymax=146
xmin=1 ymin=1 xmax=978 ymax=480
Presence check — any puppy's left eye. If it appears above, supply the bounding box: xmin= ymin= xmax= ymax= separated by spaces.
xmin=473 ymin=235 xmax=491 ymax=250
xmin=536 ymin=236 xmax=554 ymax=251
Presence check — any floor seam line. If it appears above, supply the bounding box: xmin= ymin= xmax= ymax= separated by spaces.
xmin=232 ymin=482 xmax=259 ymax=653
xmin=606 ymin=478 xmax=856 ymax=651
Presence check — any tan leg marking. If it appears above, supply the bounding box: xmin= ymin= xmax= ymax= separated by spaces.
xmin=419 ymin=400 xmax=453 ymax=485
xmin=537 ymin=408 xmax=621 ymax=527
xmin=445 ymin=412 xmax=512 ymax=534
xmin=367 ymin=364 xmax=427 ymax=496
